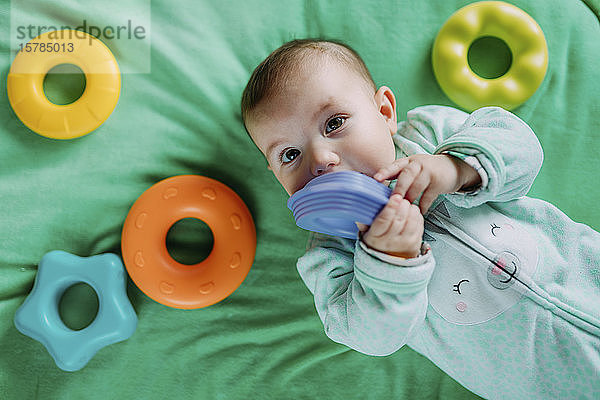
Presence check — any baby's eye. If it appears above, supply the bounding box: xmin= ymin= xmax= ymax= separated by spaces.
xmin=326 ymin=116 xmax=346 ymax=134
xmin=280 ymin=148 xmax=300 ymax=164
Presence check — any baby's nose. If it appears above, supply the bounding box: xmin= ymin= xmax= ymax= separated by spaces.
xmin=314 ymin=162 xmax=335 ymax=176
xmin=312 ymin=152 xmax=340 ymax=176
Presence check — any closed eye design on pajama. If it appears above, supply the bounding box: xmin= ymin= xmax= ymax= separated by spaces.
xmin=424 ymin=203 xmax=528 ymax=290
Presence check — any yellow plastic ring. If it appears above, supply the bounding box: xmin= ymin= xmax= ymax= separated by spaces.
xmin=7 ymin=29 xmax=120 ymax=139
xmin=432 ymin=1 xmax=548 ymax=111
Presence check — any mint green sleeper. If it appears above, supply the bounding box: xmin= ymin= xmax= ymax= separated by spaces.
xmin=297 ymin=106 xmax=600 ymax=399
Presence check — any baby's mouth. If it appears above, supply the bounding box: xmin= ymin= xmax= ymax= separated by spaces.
xmin=293 ymin=171 xmax=392 ymax=194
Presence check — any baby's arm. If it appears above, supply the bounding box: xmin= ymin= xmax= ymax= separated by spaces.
xmin=296 ymin=232 xmax=434 ymax=356
xmin=394 ymin=105 xmax=544 ymax=208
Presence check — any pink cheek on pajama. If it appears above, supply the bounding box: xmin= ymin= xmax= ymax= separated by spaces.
xmin=492 ymin=257 xmax=507 ymax=275
xmin=456 ymin=302 xmax=467 ymax=312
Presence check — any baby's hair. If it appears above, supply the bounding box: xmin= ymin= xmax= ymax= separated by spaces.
xmin=241 ymin=38 xmax=377 ymax=129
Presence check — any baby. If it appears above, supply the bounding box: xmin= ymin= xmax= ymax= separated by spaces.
xmin=241 ymin=39 xmax=600 ymax=399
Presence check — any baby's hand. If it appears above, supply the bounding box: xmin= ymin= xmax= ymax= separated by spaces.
xmin=373 ymin=154 xmax=480 ymax=214
xmin=357 ymin=194 xmax=424 ymax=258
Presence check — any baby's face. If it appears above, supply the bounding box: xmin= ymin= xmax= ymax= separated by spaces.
xmin=246 ymin=61 xmax=398 ymax=196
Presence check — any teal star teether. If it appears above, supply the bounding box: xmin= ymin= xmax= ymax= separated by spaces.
xmin=14 ymin=251 xmax=138 ymax=372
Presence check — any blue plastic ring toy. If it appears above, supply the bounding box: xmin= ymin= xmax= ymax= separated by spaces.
xmin=287 ymin=171 xmax=392 ymax=239
xmin=14 ymin=251 xmax=138 ymax=372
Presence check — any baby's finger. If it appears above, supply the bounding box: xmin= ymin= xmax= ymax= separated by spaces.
xmin=418 ymin=187 xmax=439 ymax=214
xmin=386 ymin=203 xmax=411 ymax=237
xmin=401 ymin=205 xmax=425 ymax=240
xmin=373 ymin=158 xmax=410 ymax=182
xmin=368 ymin=194 xmax=405 ymax=237
xmin=355 ymin=222 xmax=369 ymax=232
xmin=404 ymin=172 xmax=430 ymax=204
xmin=392 ymin=160 xmax=422 ymax=199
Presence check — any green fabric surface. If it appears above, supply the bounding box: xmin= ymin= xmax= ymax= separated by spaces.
xmin=1 ymin=0 xmax=598 ymax=398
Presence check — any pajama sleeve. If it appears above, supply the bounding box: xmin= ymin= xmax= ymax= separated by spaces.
xmin=394 ymin=105 xmax=544 ymax=208
xmin=296 ymin=231 xmax=435 ymax=356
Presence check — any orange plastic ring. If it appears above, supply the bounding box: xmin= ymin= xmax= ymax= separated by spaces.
xmin=121 ymin=175 xmax=256 ymax=309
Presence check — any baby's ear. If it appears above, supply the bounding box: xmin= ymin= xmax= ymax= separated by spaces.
xmin=375 ymin=86 xmax=398 ymax=135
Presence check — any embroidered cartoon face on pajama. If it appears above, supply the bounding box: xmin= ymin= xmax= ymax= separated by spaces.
xmin=424 ymin=200 xmax=539 ymax=325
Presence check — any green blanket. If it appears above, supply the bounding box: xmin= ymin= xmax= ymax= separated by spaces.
xmin=1 ymin=0 xmax=598 ymax=398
